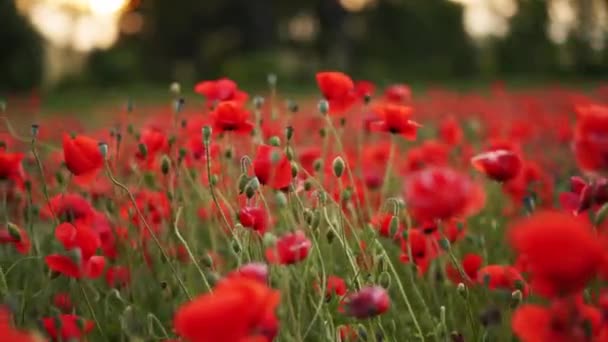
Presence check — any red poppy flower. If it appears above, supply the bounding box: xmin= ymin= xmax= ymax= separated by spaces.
xmin=403 ymin=167 xmax=485 ymax=222
xmin=174 ymin=276 xmax=280 ymax=342
xmin=471 ymin=149 xmax=522 ymax=182
xmin=446 ymin=253 xmax=483 ymax=285
xmin=194 ymin=78 xmax=248 ymax=105
xmin=399 ymin=229 xmax=436 ymax=275
xmin=136 ymin=127 xmax=168 ymax=164
xmin=512 ymin=299 xmax=601 ymax=342
xmin=0 ymin=306 xmax=38 ymax=341
xmin=0 ymin=224 xmax=31 ymax=255
xmin=210 ymin=101 xmax=254 ymax=134
xmin=0 ymin=151 xmax=25 ymax=185
xmin=559 ymin=176 xmax=608 ymax=214
xmin=477 ymin=265 xmax=528 ymax=295
xmin=53 ymin=293 xmax=73 ymax=312
xmin=384 ymin=84 xmax=411 ymax=103
xmin=105 ymin=265 xmax=131 ymax=288
xmin=509 ymin=211 xmax=604 ymax=297
xmin=369 ymin=103 xmax=421 ymax=139
xmin=314 ymin=275 xmax=347 ymax=300
xmin=253 ymin=144 xmax=292 ymax=190
xmin=354 ymin=80 xmax=375 ymax=99
xmin=438 ymin=116 xmax=463 ymax=146
xmin=238 ymin=207 xmax=269 ymax=234
xmin=42 ymin=193 xmax=96 ymax=224
xmin=401 ymin=140 xmax=450 ymax=173
xmin=226 ymin=262 xmax=269 ymax=284
xmin=316 ymin=71 xmax=358 ymax=115
xmin=370 ymin=213 xmax=402 ymax=238
xmin=42 ymin=314 xmax=94 ymax=341
xmin=62 ymin=134 xmax=103 ymax=178
xmin=265 ymin=230 xmax=311 ymax=265
xmin=343 ymin=286 xmax=390 ymax=319
xmin=573 ymin=104 xmax=608 ymax=172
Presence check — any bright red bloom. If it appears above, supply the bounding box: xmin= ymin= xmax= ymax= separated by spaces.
xmin=62 ymin=134 xmax=103 ymax=178
xmin=315 ymin=275 xmax=347 ymax=300
xmin=53 ymin=293 xmax=73 ymax=312
xmin=343 ymin=286 xmax=390 ymax=319
xmin=438 ymin=116 xmax=463 ymax=146
xmin=370 ymin=103 xmax=420 ymax=139
xmin=0 ymin=224 xmax=31 ymax=255
xmin=446 ymin=253 xmax=483 ymax=285
xmin=512 ymin=299 xmax=601 ymax=342
xmin=509 ymin=211 xmax=604 ymax=297
xmin=265 ymin=230 xmax=311 ymax=265
xmin=136 ymin=127 xmax=168 ymax=164
xmin=316 ymin=71 xmax=357 ymax=115
xmin=43 ymin=193 xmax=95 ymax=224
xmin=0 ymin=151 xmax=25 ymax=185
xmin=399 ymin=229 xmax=436 ymax=275
xmin=573 ymin=104 xmax=608 ymax=172
xmin=0 ymin=306 xmax=38 ymax=342
xmin=471 ymin=149 xmax=522 ymax=182
xmin=354 ymin=80 xmax=375 ymax=99
xmin=174 ymin=276 xmax=280 ymax=342
xmin=42 ymin=314 xmax=94 ymax=341
xmin=238 ymin=207 xmax=269 ymax=234
xmin=403 ymin=167 xmax=485 ymax=222
xmin=559 ymin=176 xmax=608 ymax=214
xmin=477 ymin=264 xmax=527 ymax=294
xmin=253 ymin=144 xmax=292 ymax=190
xmin=105 ymin=265 xmax=131 ymax=288
xmin=370 ymin=213 xmax=402 ymax=238
xmin=384 ymin=84 xmax=411 ymax=103
xmin=194 ymin=78 xmax=248 ymax=105
xmin=210 ymin=101 xmax=254 ymax=134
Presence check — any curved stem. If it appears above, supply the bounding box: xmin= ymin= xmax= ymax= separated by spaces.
xmin=173 ymin=206 xmax=212 ymax=291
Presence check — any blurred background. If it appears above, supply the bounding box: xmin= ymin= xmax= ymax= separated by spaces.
xmin=2 ymin=0 xmax=608 ymax=93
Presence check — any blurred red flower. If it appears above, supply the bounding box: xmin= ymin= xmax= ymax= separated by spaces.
xmin=316 ymin=71 xmax=357 ymax=115
xmin=370 ymin=103 xmax=420 ymax=139
xmin=471 ymin=149 xmax=522 ymax=182
xmin=42 ymin=314 xmax=94 ymax=341
xmin=62 ymin=134 xmax=103 ymax=178
xmin=253 ymin=144 xmax=292 ymax=191
xmin=265 ymin=230 xmax=311 ymax=265
xmin=195 ymin=78 xmax=248 ymax=106
xmin=210 ymin=101 xmax=254 ymax=134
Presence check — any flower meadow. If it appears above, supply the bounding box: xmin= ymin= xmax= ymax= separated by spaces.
xmin=4 ymin=73 xmax=608 ymax=342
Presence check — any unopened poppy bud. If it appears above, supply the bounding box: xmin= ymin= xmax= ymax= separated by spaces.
xmin=245 ymin=185 xmax=256 ymax=199
xmin=317 ymin=191 xmax=327 ymax=205
xmin=98 ymin=142 xmax=108 ymax=159
xmin=287 ymin=100 xmax=299 ymax=113
xmin=24 ymin=180 xmax=31 ymax=192
xmin=378 ymin=271 xmax=391 ymax=288
xmin=285 ymin=125 xmax=294 ymax=141
xmin=451 ymin=331 xmax=464 ymax=342
xmin=319 ymin=127 xmax=327 ymax=138
xmin=341 ymin=189 xmax=352 ymax=202
xmin=55 ymin=172 xmax=64 ymax=186
xmin=457 ymin=283 xmax=467 ymax=298
xmin=234 ymin=223 xmax=244 ymax=231
xmin=333 ymin=156 xmax=345 ymax=178
xmin=344 ymin=286 xmax=390 ymax=319
xmin=263 ymin=232 xmax=277 ymax=247
xmin=269 ymin=136 xmax=281 ymax=147
xmin=311 ymin=211 xmax=321 ymax=229
xmin=246 ymin=177 xmax=260 ymax=193
xmin=231 ymin=240 xmax=241 ymax=253
xmin=161 ymin=155 xmax=170 ymax=175
xmin=137 ymin=143 xmax=147 ymax=158
xmin=304 ymin=180 xmax=313 ymax=191
xmin=318 ymin=99 xmax=329 ymax=115
xmin=127 ymin=124 xmax=134 ymax=135
xmin=285 ymin=146 xmax=295 ymax=161
xmin=511 ymin=290 xmax=522 ymax=307
xmin=210 ymin=174 xmax=218 ymax=186
xmin=224 ymin=147 xmax=233 ymax=159
xmin=439 ymin=237 xmax=450 ymax=251
xmin=202 ymin=126 xmax=212 ymax=143
xmin=291 ymin=162 xmax=299 ymax=178
xmin=178 ymin=147 xmax=187 ymax=160
xmin=201 ymin=254 xmax=214 ymax=268
xmin=513 ymin=279 xmax=525 ymax=291
xmin=253 ymin=96 xmax=265 ymax=109
xmin=313 ymin=159 xmax=323 ymax=172
xmin=238 ymin=174 xmax=250 ymax=194
xmin=303 ymin=209 xmax=313 ymax=225
xmin=168 ymin=135 xmax=177 ymax=147
xmin=31 ymin=124 xmax=39 ymax=138
xmin=170 ymin=82 xmax=181 ymax=94
xmin=275 ymin=192 xmax=287 ymax=208
xmin=267 ymin=73 xmax=277 ymax=86
xmin=7 ymin=223 xmax=20 ymax=241
xmin=326 ymin=230 xmax=335 ymax=243
xmin=389 ymin=216 xmax=399 ymax=236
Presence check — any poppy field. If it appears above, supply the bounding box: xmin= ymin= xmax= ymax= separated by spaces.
xmin=2 ymin=73 xmax=608 ymax=342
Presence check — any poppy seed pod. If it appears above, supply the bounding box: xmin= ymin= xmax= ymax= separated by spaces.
xmin=333 ymin=156 xmax=345 ymax=178
xmin=161 ymin=155 xmax=171 ymax=175
xmin=318 ymin=99 xmax=330 ymax=116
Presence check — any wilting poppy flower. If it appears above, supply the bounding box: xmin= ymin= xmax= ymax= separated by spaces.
xmin=194 ymin=78 xmax=248 ymax=105
xmin=512 ymin=299 xmax=601 ymax=342
xmin=446 ymin=253 xmax=483 ymax=285
xmin=265 ymin=230 xmax=311 ymax=265
xmin=0 ymin=224 xmax=31 ymax=255
xmin=62 ymin=134 xmax=104 ymax=178
xmin=0 ymin=151 xmax=25 ymax=185
xmin=509 ymin=211 xmax=603 ymax=297
xmin=210 ymin=101 xmax=254 ymax=134
xmin=343 ymin=286 xmax=390 ymax=319
xmin=42 ymin=314 xmax=94 ymax=341
xmin=174 ymin=276 xmax=280 ymax=342
xmin=384 ymin=84 xmax=411 ymax=103
xmin=403 ymin=167 xmax=485 ymax=222
xmin=471 ymin=149 xmax=522 ymax=182
xmin=316 ymin=71 xmax=357 ymax=115
xmin=0 ymin=306 xmax=39 ymax=341
xmin=238 ymin=207 xmax=269 ymax=234
xmin=253 ymin=144 xmax=292 ymax=190
xmin=370 ymin=103 xmax=421 ymax=139
xmin=226 ymin=262 xmax=269 ymax=284
xmin=573 ymin=104 xmax=608 ymax=172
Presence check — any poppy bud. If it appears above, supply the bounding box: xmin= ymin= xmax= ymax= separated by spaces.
xmin=318 ymin=99 xmax=330 ymax=116
xmin=168 ymin=135 xmax=177 ymax=148
xmin=303 ymin=209 xmax=313 ymax=225
xmin=343 ymin=286 xmax=390 ymax=319
xmin=161 ymin=155 xmax=170 ymax=175
xmin=55 ymin=172 xmax=64 ymax=186
xmin=210 ymin=174 xmax=218 ymax=186
xmin=311 ymin=211 xmax=321 ymax=229
xmin=231 ymin=240 xmax=241 ymax=253
xmin=439 ymin=237 xmax=451 ymax=251
xmin=270 ymin=150 xmax=281 ymax=164
xmin=313 ymin=159 xmax=323 ymax=173
xmin=98 ymin=142 xmax=108 ymax=159
xmin=127 ymin=124 xmax=134 ymax=135
xmin=24 ymin=180 xmax=31 ymax=192
xmin=269 ymin=136 xmax=281 ymax=147
xmin=285 ymin=126 xmax=294 ymax=141
xmin=178 ymin=147 xmax=187 ymax=160
xmin=275 ymin=192 xmax=287 ymax=208
xmin=523 ymin=194 xmax=536 ymax=214
xmin=378 ymin=271 xmax=391 ymax=288
xmin=202 ymin=126 xmax=212 ymax=143
xmin=68 ymin=248 xmax=83 ymax=267
xmin=451 ymin=332 xmax=464 ymax=342
xmin=263 ymin=232 xmax=277 ymax=247
xmin=238 ymin=174 xmax=250 ymax=194
xmin=317 ymin=191 xmax=328 ymax=205
xmin=137 ymin=143 xmax=147 ymax=158
xmin=511 ymin=290 xmax=522 ymax=307
xmin=457 ymin=283 xmax=467 ymax=298
xmin=333 ymin=156 xmax=345 ymax=178
xmin=287 ymin=100 xmax=299 ymax=113
xmin=245 ymin=185 xmax=256 ymax=199
xmin=291 ymin=162 xmax=299 ymax=178
xmin=253 ymin=96 xmax=265 ymax=109
xmin=31 ymin=124 xmax=39 ymax=138
xmin=224 ymin=147 xmax=233 ymax=159
xmin=341 ymin=189 xmax=352 ymax=203
xmin=201 ymin=254 xmax=214 ymax=268
xmin=326 ymin=230 xmax=335 ymax=243
xmin=319 ymin=128 xmax=327 ymax=138
xmin=389 ymin=216 xmax=399 ymax=236
xmin=7 ymin=222 xmax=21 ymax=242
xmin=267 ymin=73 xmax=277 ymax=86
